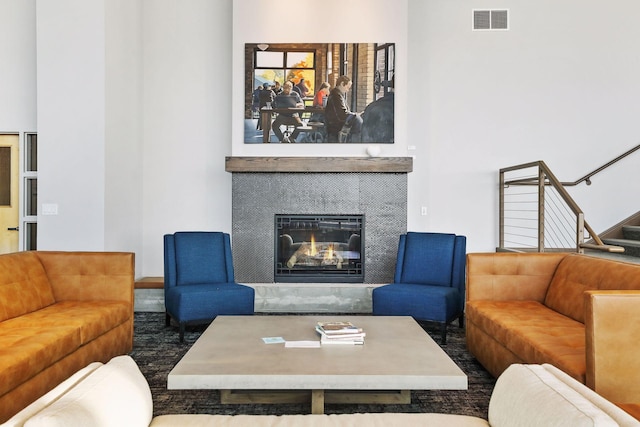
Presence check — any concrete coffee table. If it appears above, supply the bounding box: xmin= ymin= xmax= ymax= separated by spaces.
xmin=168 ymin=315 xmax=467 ymax=414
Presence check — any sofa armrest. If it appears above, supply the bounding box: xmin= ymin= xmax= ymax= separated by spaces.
xmin=466 ymin=252 xmax=566 ymax=302
xmin=489 ymin=364 xmax=639 ymax=427
xmin=35 ymin=251 xmax=134 ymax=304
xmin=585 ymin=290 xmax=640 ymax=405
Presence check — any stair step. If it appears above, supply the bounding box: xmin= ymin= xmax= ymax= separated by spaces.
xmin=622 ymin=225 xmax=640 ymax=241
xmin=583 ymin=249 xmax=640 ymax=265
xmin=602 ymin=238 xmax=640 ymax=258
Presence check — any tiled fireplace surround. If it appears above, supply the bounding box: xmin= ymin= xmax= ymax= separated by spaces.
xmin=227 ymin=157 xmax=412 ymax=313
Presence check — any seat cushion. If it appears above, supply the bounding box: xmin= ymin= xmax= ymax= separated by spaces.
xmin=1 ymin=301 xmax=131 ymax=345
xmin=0 ymin=300 xmax=131 ymax=397
xmin=399 ymin=232 xmax=456 ymax=286
xmin=0 ymin=324 xmax=81 ymax=397
xmin=466 ymin=300 xmax=586 ymax=382
xmin=165 ymin=283 xmax=255 ymax=322
xmin=373 ymin=283 xmax=462 ymax=322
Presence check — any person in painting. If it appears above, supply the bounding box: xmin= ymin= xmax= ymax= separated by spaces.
xmin=313 ymin=82 xmax=330 ymax=108
xmin=271 ymin=81 xmax=304 ymax=142
xmin=251 ymin=85 xmax=262 ymax=116
xmin=361 ymin=75 xmax=394 ymax=143
xmin=295 ymin=78 xmax=310 ymax=98
xmin=272 ymin=80 xmax=283 ymax=95
xmin=256 ymin=82 xmax=275 ymax=130
xmin=290 ymin=79 xmax=302 ymax=97
xmin=324 ymin=75 xmax=363 ymax=142
xmin=307 ymin=81 xmax=330 ymax=125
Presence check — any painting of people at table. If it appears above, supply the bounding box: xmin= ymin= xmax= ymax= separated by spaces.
xmin=244 ymin=43 xmax=395 ymax=144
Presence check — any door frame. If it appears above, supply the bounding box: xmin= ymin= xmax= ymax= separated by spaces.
xmin=0 ymin=131 xmax=37 ymax=253
xmin=21 ymin=132 xmax=38 ymax=251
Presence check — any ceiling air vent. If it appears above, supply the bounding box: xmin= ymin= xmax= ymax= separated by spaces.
xmin=473 ymin=9 xmax=509 ymax=31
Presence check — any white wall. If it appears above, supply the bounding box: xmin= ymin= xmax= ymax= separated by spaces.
xmin=35 ymin=0 xmax=146 ymax=274
xmin=2 ymin=0 xmax=639 ymax=278
xmin=36 ymin=0 xmax=107 ymax=250
xmin=141 ymin=0 xmax=233 ymax=275
xmin=0 ymin=0 xmax=36 ymax=131
xmin=413 ymin=0 xmax=640 ymax=250
xmin=105 ymin=0 xmax=144 ymax=271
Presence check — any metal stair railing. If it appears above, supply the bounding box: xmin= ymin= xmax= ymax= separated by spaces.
xmin=499 ymin=161 xmax=623 ymax=253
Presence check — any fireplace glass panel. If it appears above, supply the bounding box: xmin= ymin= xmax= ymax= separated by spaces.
xmin=275 ymin=215 xmax=364 ymax=283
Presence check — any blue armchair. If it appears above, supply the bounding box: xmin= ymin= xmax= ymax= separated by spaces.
xmin=164 ymin=231 xmax=255 ymax=342
xmin=372 ymin=232 xmax=466 ymax=344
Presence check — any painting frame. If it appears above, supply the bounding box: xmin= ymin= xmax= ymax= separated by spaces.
xmin=243 ymin=42 xmax=395 ymax=145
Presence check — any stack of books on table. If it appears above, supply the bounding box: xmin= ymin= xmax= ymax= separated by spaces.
xmin=316 ymin=321 xmax=366 ymax=345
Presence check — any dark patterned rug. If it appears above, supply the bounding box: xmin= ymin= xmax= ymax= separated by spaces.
xmin=130 ymin=312 xmax=495 ymax=418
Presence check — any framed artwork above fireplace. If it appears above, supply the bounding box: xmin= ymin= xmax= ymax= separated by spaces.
xmin=244 ymin=42 xmax=395 ymax=145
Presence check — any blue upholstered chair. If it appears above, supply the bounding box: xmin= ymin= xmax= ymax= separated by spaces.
xmin=372 ymin=232 xmax=466 ymax=344
xmin=163 ymin=231 xmax=255 ymax=342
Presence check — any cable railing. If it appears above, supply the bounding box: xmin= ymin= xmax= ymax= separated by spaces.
xmin=499 ymin=161 xmax=623 ymax=253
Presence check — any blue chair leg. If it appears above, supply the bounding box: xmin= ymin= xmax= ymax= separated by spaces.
xmin=440 ymin=323 xmax=447 ymax=345
xmin=179 ymin=323 xmax=186 ymax=343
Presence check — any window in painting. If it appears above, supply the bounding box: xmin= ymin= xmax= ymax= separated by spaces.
xmin=254 ymin=50 xmax=316 ymax=96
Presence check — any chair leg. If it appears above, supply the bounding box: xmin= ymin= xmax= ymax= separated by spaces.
xmin=458 ymin=313 xmax=465 ymax=328
xmin=440 ymin=323 xmax=447 ymax=345
xmin=179 ymin=323 xmax=185 ymax=343
xmin=165 ymin=312 xmax=171 ymax=327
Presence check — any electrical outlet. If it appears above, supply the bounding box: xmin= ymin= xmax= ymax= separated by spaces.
xmin=421 ymin=206 xmax=428 ymax=216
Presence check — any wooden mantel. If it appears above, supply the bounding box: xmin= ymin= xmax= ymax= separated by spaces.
xmin=225 ymin=157 xmax=413 ymax=173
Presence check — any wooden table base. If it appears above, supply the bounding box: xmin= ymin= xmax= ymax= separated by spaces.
xmin=220 ymin=389 xmax=411 ymax=414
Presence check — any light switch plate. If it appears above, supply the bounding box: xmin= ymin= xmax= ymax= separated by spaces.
xmin=42 ymin=203 xmax=58 ymax=215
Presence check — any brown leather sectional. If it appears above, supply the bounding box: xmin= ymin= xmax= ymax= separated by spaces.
xmin=0 ymin=251 xmax=134 ymax=423
xmin=466 ymin=252 xmax=640 ymax=413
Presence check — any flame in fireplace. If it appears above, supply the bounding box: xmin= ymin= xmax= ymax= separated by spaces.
xmin=324 ymin=244 xmax=334 ymax=261
xmin=309 ymin=234 xmax=318 ymax=256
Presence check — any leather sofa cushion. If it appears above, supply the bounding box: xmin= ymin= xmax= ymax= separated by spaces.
xmin=466 ymin=300 xmax=586 ymax=382
xmin=0 ymin=301 xmax=130 ymax=398
xmin=0 ymin=252 xmax=55 ymax=322
xmin=545 ymin=255 xmax=640 ymax=323
xmin=1 ymin=301 xmax=131 ymax=344
xmin=466 ymin=252 xmax=566 ymax=302
xmin=34 ymin=251 xmax=134 ymax=303
xmin=0 ymin=325 xmax=80 ymax=397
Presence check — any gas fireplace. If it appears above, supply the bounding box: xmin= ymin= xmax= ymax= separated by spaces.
xmin=275 ymin=215 xmax=364 ymax=283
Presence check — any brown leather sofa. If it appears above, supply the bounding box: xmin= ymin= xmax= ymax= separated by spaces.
xmin=0 ymin=251 xmax=134 ymax=423
xmin=465 ymin=252 xmax=640 ymax=415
